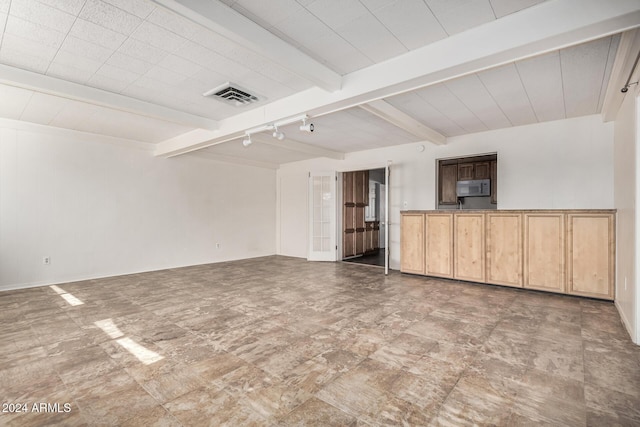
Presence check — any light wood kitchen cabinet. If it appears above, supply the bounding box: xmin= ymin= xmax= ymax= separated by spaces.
xmin=523 ymin=213 xmax=565 ymax=293
xmin=486 ymin=213 xmax=522 ymax=287
xmin=439 ymin=164 xmax=458 ymax=205
xmin=474 ymin=162 xmax=490 ymax=179
xmin=567 ymin=213 xmax=615 ymax=299
xmin=425 ymin=213 xmax=454 ymax=278
xmin=458 ymin=163 xmax=474 ymax=180
xmin=400 ymin=213 xmax=425 ymax=274
xmin=400 ymin=209 xmax=615 ymax=300
xmin=454 ymin=213 xmax=485 ymax=282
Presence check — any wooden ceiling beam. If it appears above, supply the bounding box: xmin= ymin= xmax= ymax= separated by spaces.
xmin=359 ymin=100 xmax=446 ymax=145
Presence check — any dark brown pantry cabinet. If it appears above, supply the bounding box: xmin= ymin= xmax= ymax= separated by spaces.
xmin=343 ymin=170 xmax=369 ymax=258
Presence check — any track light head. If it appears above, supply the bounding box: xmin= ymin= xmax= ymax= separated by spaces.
xmin=272 ymin=127 xmax=285 ymax=140
xmin=242 ymin=134 xmax=252 ymax=147
xmin=300 ymin=117 xmax=314 ymax=133
xmin=299 ymin=121 xmax=314 ymax=133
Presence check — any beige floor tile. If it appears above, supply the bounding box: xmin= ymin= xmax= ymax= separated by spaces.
xmin=480 ymin=327 xmax=534 ymax=366
xmin=278 ymin=397 xmax=356 ymax=426
xmin=119 ymin=405 xmax=183 ymax=427
xmin=509 ymin=367 xmax=586 ymax=426
xmin=165 ymin=386 xmax=268 ymax=426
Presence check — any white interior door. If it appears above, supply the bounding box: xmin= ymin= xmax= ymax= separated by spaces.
xmin=308 ymin=171 xmax=337 ymax=261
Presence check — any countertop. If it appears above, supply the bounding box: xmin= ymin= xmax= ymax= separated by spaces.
xmin=401 ymin=209 xmax=617 ymax=213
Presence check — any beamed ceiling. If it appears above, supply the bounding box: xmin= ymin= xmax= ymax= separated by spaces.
xmin=0 ymin=0 xmax=639 ymax=169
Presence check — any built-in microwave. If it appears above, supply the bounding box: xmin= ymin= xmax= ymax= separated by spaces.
xmin=456 ymin=179 xmax=491 ymax=197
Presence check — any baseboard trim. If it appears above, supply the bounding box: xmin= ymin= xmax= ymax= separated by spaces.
xmin=615 ymin=299 xmax=638 ymax=344
xmin=0 ymin=254 xmax=277 ymax=293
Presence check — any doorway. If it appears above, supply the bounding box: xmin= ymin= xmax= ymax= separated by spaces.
xmin=341 ymin=168 xmax=387 ymax=268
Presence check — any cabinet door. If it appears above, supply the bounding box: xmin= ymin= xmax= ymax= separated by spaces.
xmin=343 ymin=205 xmax=356 ymax=257
xmin=490 ymin=161 xmax=497 ymax=205
xmin=425 ymin=214 xmax=454 ymax=278
xmin=355 ymin=171 xmax=369 ymax=205
xmin=439 ymin=164 xmax=458 ymax=205
xmin=458 ymin=163 xmax=474 ymax=180
xmin=343 ymin=172 xmax=356 ymax=258
xmin=474 ymin=162 xmax=490 ymax=179
xmin=344 ymin=172 xmax=354 ymax=204
xmin=400 ymin=213 xmax=425 ymax=274
xmin=355 ymin=206 xmax=366 ymax=255
xmin=567 ymin=213 xmax=614 ymax=300
xmin=524 ymin=213 xmax=565 ymax=292
xmin=363 ymin=171 xmax=369 ymax=204
xmin=454 ymin=213 xmax=485 ymax=282
xmin=486 ymin=213 xmax=522 ymax=287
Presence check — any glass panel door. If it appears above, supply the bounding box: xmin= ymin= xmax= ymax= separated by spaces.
xmin=308 ymin=171 xmax=336 ymax=261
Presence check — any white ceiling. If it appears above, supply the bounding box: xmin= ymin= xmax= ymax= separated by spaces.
xmin=0 ymin=0 xmax=638 ymax=168
xmin=223 ymin=0 xmax=548 ymax=75
xmin=0 ymin=82 xmax=193 ymax=142
xmin=0 ymin=0 xmax=312 ymax=120
xmin=386 ymin=34 xmax=620 ymax=137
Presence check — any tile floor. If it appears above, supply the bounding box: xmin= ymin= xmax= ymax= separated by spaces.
xmin=342 ymin=250 xmax=386 ymax=267
xmin=1 ymin=256 xmax=639 ymax=426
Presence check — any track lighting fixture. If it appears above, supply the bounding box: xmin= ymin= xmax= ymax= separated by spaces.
xmin=241 ymin=114 xmax=313 ymax=145
xmin=272 ymin=126 xmax=285 ymax=141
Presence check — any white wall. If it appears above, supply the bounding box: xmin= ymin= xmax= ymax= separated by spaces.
xmin=637 ymin=98 xmax=640 ymax=345
xmin=613 ymin=91 xmax=638 ymax=343
xmin=0 ymin=120 xmax=276 ymax=291
xmin=276 ymin=172 xmax=308 ymax=257
xmin=277 ymin=115 xmax=614 ymax=271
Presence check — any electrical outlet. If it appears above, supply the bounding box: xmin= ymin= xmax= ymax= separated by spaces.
xmin=43 ymin=256 xmax=50 ymax=265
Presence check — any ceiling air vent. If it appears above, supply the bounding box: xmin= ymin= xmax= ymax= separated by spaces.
xmin=203 ymin=82 xmax=261 ymax=107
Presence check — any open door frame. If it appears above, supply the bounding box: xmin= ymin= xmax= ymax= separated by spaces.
xmin=385 ymin=161 xmax=391 ymax=275
xmin=334 ymin=161 xmax=392 ymax=275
